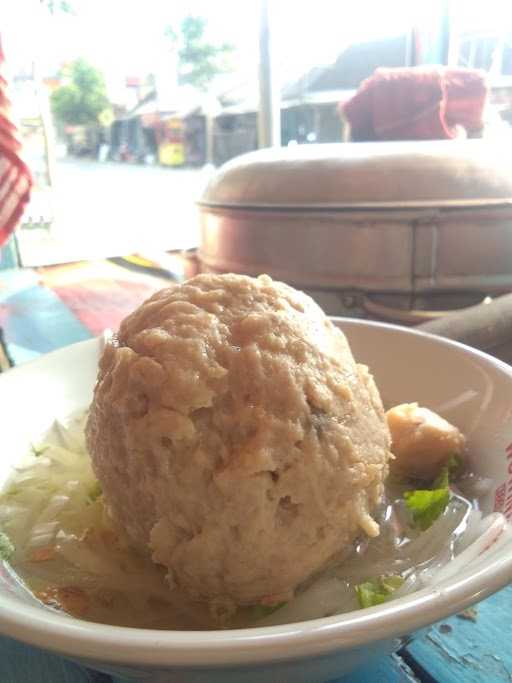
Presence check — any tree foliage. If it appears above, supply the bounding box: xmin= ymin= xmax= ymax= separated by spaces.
xmin=41 ymin=0 xmax=75 ymax=15
xmin=165 ymin=15 xmax=234 ymax=91
xmin=50 ymin=59 xmax=111 ymax=126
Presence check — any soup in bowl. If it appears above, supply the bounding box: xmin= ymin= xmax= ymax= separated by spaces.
xmin=0 ymin=309 xmax=511 ymax=682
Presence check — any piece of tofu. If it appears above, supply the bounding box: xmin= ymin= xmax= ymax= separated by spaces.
xmin=386 ymin=402 xmax=465 ymax=481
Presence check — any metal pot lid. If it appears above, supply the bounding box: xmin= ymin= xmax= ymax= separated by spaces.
xmin=199 ymin=140 xmax=512 ymax=210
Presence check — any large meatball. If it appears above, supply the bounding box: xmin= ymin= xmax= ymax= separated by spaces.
xmin=86 ymin=274 xmax=391 ymax=606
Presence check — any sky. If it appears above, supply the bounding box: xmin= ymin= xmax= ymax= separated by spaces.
xmin=2 ymin=0 xmax=512 ymax=105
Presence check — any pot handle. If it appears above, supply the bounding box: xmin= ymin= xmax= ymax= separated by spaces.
xmin=362 ymin=295 xmax=459 ymax=326
xmin=417 ymin=292 xmax=512 ymax=358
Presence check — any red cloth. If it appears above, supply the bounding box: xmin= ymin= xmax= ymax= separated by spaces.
xmin=341 ymin=67 xmax=488 ymax=142
xmin=0 ymin=38 xmax=32 ymax=247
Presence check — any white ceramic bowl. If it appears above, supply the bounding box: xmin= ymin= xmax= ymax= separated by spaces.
xmin=1 ymin=319 xmax=512 ymax=683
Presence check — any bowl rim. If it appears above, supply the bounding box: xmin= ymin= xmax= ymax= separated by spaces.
xmin=1 ymin=319 xmax=511 ymax=668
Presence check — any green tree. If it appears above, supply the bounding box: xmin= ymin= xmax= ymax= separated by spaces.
xmin=41 ymin=0 xmax=75 ymax=15
xmin=50 ymin=59 xmax=111 ymax=126
xmin=165 ymin=15 xmax=234 ymax=91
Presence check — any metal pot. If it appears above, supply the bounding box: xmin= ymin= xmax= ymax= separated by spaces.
xmin=198 ymin=140 xmax=512 ymax=321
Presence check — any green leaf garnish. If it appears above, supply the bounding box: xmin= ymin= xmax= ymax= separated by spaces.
xmin=0 ymin=532 xmax=14 ymax=561
xmin=432 ymin=464 xmax=449 ymax=490
xmin=30 ymin=443 xmax=49 ymax=457
xmin=356 ymin=581 xmax=387 ymax=608
xmin=404 ymin=487 xmax=450 ymax=531
xmin=355 ymin=575 xmax=404 ymax=609
xmin=249 ymin=602 xmax=286 ymax=619
xmin=380 ymin=575 xmax=405 ymax=593
xmin=87 ymin=481 xmax=102 ymax=503
xmin=404 ymin=457 xmax=461 ymax=531
xmin=446 ymin=454 xmax=463 ymax=475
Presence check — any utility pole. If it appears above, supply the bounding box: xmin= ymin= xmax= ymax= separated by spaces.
xmin=445 ymin=0 xmax=459 ymax=66
xmin=258 ymin=0 xmax=281 ymax=148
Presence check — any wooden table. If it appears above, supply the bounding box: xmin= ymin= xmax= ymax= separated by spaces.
xmin=1 ymin=265 xmax=511 ymax=683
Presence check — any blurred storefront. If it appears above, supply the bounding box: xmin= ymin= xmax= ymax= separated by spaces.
xmin=108 ymin=90 xmax=209 ymax=167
